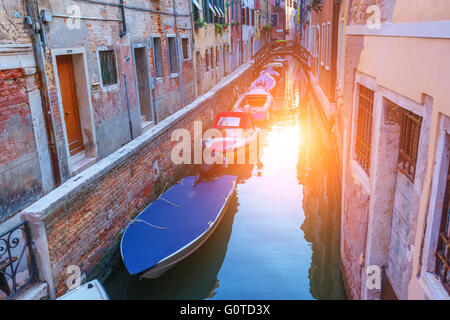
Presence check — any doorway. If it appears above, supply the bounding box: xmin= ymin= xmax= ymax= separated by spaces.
xmin=133 ymin=46 xmax=154 ymax=130
xmin=56 ymin=55 xmax=84 ymax=156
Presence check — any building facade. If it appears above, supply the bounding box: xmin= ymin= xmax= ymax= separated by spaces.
xmin=1 ymin=0 xmax=271 ymax=234
xmin=1 ymin=0 xmax=265 ymax=300
xmin=300 ymin=0 xmax=450 ymax=300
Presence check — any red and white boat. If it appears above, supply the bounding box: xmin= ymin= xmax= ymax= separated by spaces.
xmin=232 ymin=87 xmax=273 ymax=122
xmin=204 ymin=112 xmax=260 ymax=166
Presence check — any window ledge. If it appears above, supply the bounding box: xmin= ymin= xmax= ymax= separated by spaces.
xmin=169 ymin=73 xmax=179 ymax=79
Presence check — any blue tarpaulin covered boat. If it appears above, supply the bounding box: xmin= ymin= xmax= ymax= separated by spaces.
xmin=120 ymin=175 xmax=237 ymax=278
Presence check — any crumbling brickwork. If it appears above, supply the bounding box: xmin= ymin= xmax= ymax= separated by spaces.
xmin=0 ymin=68 xmax=42 ymax=221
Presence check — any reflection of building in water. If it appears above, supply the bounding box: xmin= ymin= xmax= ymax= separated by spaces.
xmin=297 ymin=96 xmax=346 ymax=300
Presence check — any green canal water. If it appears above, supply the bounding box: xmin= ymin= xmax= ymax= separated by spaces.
xmin=104 ymin=56 xmax=346 ymax=300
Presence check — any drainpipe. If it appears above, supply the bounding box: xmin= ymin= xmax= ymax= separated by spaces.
xmin=119 ymin=0 xmax=127 ymax=37
xmin=172 ymin=0 xmax=185 ymax=109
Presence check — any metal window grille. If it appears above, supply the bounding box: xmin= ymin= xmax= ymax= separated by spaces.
xmin=436 ymin=161 xmax=450 ymax=294
xmin=397 ymin=106 xmax=422 ymax=181
xmin=355 ymin=85 xmax=374 ymax=175
xmin=99 ymin=50 xmax=118 ymax=86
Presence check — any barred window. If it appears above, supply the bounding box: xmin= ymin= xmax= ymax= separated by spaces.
xmin=99 ymin=49 xmax=118 ymax=87
xmin=355 ymin=85 xmax=374 ymax=175
xmin=398 ymin=107 xmax=422 ymax=181
xmin=436 ymin=161 xmax=450 ymax=294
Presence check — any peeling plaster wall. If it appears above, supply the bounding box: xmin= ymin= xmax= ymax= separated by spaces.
xmin=38 ymin=0 xmax=196 ymax=168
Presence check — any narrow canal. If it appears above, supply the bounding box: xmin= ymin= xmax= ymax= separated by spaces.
xmin=104 ymin=55 xmax=346 ymax=300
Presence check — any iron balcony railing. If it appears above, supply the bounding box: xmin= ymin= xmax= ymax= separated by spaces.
xmin=0 ymin=221 xmax=36 ymax=300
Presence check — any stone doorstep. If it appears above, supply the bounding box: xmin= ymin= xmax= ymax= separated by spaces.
xmin=14 ymin=282 xmax=48 ymax=300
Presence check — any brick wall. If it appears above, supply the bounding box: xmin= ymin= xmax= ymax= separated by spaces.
xmin=21 ymin=63 xmax=254 ymax=297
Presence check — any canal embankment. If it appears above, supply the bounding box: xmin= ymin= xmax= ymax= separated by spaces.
xmin=19 ymin=61 xmax=257 ymax=299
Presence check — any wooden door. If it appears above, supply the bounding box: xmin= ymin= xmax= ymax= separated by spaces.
xmin=56 ymin=55 xmax=84 ymax=156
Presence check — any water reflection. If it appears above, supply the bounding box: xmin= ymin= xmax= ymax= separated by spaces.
xmin=104 ymin=55 xmax=346 ymax=300
xmin=297 ymin=102 xmax=346 ymax=300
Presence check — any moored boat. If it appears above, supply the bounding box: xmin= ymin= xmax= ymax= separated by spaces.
xmin=204 ymin=112 xmax=260 ymax=167
xmin=120 ymin=175 xmax=237 ymax=279
xmin=232 ymin=87 xmax=273 ymax=122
